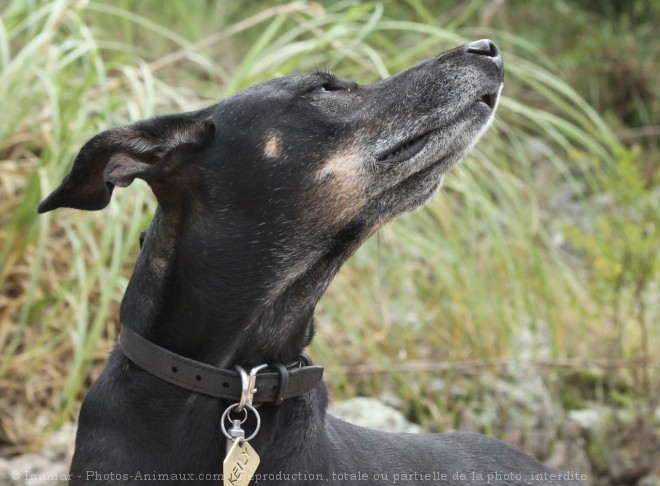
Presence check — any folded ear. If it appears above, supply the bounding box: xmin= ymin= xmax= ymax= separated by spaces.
xmin=37 ymin=114 xmax=215 ymax=213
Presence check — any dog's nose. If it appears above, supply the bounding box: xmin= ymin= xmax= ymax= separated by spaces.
xmin=466 ymin=39 xmax=503 ymax=70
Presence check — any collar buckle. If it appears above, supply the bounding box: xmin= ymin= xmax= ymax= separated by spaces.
xmin=235 ymin=364 xmax=268 ymax=411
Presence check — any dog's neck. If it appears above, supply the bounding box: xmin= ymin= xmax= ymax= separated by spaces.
xmin=119 ymin=207 xmax=362 ymax=368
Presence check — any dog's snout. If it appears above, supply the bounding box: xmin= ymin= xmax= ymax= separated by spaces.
xmin=466 ymin=39 xmax=503 ymax=70
xmin=466 ymin=39 xmax=498 ymax=57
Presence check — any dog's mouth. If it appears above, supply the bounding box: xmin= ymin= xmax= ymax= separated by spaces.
xmin=376 ymin=89 xmax=499 ymax=165
xmin=376 ymin=132 xmax=432 ymax=165
xmin=475 ymin=90 xmax=498 ymax=110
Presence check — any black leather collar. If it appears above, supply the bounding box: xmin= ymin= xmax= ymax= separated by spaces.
xmin=118 ymin=327 xmax=324 ymax=404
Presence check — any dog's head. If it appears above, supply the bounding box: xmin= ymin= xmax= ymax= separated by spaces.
xmin=39 ymin=40 xmax=503 ymax=357
xmin=39 ymin=38 xmax=503 ymax=247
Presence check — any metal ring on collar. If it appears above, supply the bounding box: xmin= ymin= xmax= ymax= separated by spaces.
xmin=220 ymin=403 xmax=261 ymax=442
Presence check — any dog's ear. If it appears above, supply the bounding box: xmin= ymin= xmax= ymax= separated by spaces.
xmin=37 ymin=114 xmax=215 ymax=213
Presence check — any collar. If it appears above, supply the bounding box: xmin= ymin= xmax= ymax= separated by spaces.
xmin=118 ymin=327 xmax=324 ymax=405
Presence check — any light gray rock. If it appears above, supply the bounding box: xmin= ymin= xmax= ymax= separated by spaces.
xmin=329 ymin=397 xmax=423 ymax=433
xmin=568 ymin=409 xmax=603 ymax=430
xmin=638 ymin=474 xmax=660 ymax=486
xmin=0 ymin=424 xmax=74 ymax=486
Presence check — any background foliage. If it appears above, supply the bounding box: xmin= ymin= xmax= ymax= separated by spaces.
xmin=0 ymin=0 xmax=658 ymax=477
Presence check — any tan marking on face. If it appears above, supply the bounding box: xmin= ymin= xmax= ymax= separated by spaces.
xmin=312 ymin=148 xmax=369 ymax=224
xmin=264 ymin=132 xmax=282 ymax=159
xmin=264 ymin=148 xmax=371 ymax=305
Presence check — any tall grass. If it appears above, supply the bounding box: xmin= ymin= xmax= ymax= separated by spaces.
xmin=0 ymin=0 xmax=654 ymax=451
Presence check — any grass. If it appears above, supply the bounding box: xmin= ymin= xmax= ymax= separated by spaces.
xmin=0 ymin=0 xmax=657 ymax=453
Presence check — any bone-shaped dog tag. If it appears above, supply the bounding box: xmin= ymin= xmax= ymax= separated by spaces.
xmin=223 ymin=437 xmax=259 ymax=486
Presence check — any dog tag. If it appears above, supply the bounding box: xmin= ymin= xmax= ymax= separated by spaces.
xmin=223 ymin=437 xmax=259 ymax=486
xmin=225 ymin=419 xmax=245 ymax=460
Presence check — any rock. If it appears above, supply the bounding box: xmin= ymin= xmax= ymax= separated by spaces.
xmin=638 ymin=474 xmax=660 ymax=486
xmin=458 ymin=409 xmax=481 ymax=434
xmin=487 ymin=375 xmax=560 ymax=458
xmin=545 ymin=429 xmax=592 ymax=476
xmin=0 ymin=424 xmax=74 ymax=486
xmin=329 ymin=397 xmax=423 ymax=433
xmin=568 ymin=409 xmax=603 ymax=430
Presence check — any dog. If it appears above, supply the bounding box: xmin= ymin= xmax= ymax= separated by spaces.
xmin=39 ymin=40 xmax=583 ymax=485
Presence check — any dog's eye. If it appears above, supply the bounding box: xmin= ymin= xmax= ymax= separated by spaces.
xmin=303 ymin=70 xmax=358 ymax=94
xmin=317 ymin=84 xmax=340 ymax=92
xmin=311 ymin=82 xmax=357 ymax=93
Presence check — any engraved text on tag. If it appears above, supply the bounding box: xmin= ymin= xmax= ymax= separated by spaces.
xmin=223 ymin=438 xmax=260 ymax=486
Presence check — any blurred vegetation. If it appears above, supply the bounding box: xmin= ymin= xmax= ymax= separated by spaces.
xmin=0 ymin=0 xmax=658 ymax=469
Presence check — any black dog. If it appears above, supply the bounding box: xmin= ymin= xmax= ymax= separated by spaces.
xmin=39 ymin=40 xmax=583 ymax=485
